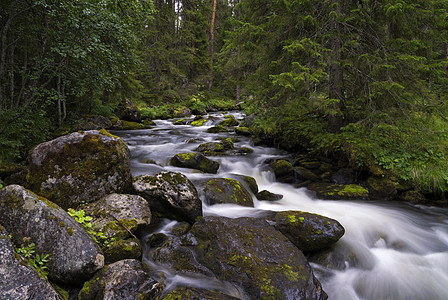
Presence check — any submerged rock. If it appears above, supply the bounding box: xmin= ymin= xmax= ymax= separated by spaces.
xmin=203 ymin=178 xmax=254 ymax=207
xmin=261 ymin=210 xmax=345 ymax=252
xmin=189 ymin=216 xmax=327 ymax=300
xmin=170 ymin=152 xmax=220 ymax=174
xmin=0 ymin=185 xmax=104 ymax=285
xmin=133 ymin=172 xmax=202 ymax=223
xmin=26 ymin=129 xmax=132 ymax=209
xmin=78 ymin=259 xmax=163 ymax=300
xmin=0 ymin=225 xmax=63 ymax=300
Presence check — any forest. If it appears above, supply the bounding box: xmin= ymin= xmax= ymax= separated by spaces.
xmin=2 ymin=0 xmax=448 ymax=197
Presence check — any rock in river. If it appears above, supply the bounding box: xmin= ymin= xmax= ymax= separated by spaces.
xmin=133 ymin=171 xmax=202 ymax=223
xmin=25 ymin=129 xmax=133 ymax=209
xmin=0 ymin=185 xmax=104 ymax=285
xmin=189 ymin=216 xmax=327 ymax=300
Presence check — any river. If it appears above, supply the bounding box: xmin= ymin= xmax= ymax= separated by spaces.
xmin=114 ymin=111 xmax=448 ymax=300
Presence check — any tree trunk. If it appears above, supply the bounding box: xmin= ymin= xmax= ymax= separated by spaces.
xmin=328 ymin=0 xmax=344 ymax=133
xmin=208 ymin=0 xmax=217 ymax=91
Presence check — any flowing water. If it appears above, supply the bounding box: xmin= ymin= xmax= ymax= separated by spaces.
xmin=114 ymin=112 xmax=448 ymax=300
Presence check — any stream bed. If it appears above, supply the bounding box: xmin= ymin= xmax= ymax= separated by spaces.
xmin=114 ymin=111 xmax=448 ymax=300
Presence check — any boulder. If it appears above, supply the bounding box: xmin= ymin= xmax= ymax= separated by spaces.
xmin=103 ymin=238 xmax=142 ymax=264
xmin=0 ymin=224 xmax=63 ymax=300
xmin=399 ymin=190 xmax=428 ymax=204
xmin=261 ymin=211 xmax=345 ymax=252
xmin=75 ymin=115 xmax=113 ymax=131
xmin=189 ymin=216 xmax=327 ymax=300
xmin=78 ymin=259 xmax=163 ymax=300
xmin=235 ymin=126 xmax=251 ymax=136
xmin=164 ymin=287 xmax=241 ymax=300
xmin=82 ymin=193 xmax=152 ymax=240
xmin=269 ymin=159 xmax=295 ymax=183
xmin=173 ymin=106 xmax=192 ymax=118
xmin=366 ymin=176 xmax=397 ymax=200
xmin=26 ymin=129 xmax=132 ymax=209
xmin=307 ymin=182 xmax=369 ymax=200
xmin=218 ymin=115 xmax=239 ymax=127
xmin=133 ymin=172 xmax=202 ymax=223
xmin=255 ymin=190 xmax=283 ymax=201
xmin=170 ymin=153 xmax=220 ymax=174
xmin=116 ymin=99 xmax=142 ymax=122
xmin=294 ymin=166 xmax=319 ymax=182
xmin=191 ymin=118 xmax=207 ymax=126
xmin=196 ymin=142 xmax=225 ymax=153
xmin=203 ymin=178 xmax=254 ymax=207
xmin=229 ymin=174 xmax=259 ymax=194
xmin=0 ymin=185 xmax=104 ymax=285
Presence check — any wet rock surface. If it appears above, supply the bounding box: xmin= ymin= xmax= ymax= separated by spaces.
xmin=203 ymin=178 xmax=254 ymax=207
xmin=0 ymin=185 xmax=104 ymax=285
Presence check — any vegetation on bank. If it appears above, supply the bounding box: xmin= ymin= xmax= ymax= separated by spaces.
xmin=2 ymin=0 xmax=448 ymax=197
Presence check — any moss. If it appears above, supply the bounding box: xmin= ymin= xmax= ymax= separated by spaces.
xmin=67 ymin=227 xmax=74 ymax=236
xmin=288 ymin=215 xmax=296 ymax=223
xmin=59 ymin=221 xmax=66 ymax=227
xmin=176 ymin=153 xmax=196 ymax=161
xmin=191 ymin=118 xmax=206 ymax=126
xmin=336 ymin=184 xmax=369 ymax=197
xmin=299 ymin=217 xmax=305 ymax=223
xmin=99 ymin=128 xmax=117 ymax=138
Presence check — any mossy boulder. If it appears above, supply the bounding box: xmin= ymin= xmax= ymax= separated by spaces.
xmin=207 ymin=125 xmax=228 ymax=133
xmin=104 ymin=238 xmax=142 ymax=264
xmin=366 ymin=176 xmax=397 ymax=200
xmin=0 ymin=225 xmax=63 ymax=300
xmin=255 ymin=190 xmax=283 ymax=201
xmin=229 ymin=174 xmax=259 ymax=194
xmin=170 ymin=152 xmax=220 ymax=174
xmin=235 ymin=126 xmax=251 ymax=136
xmin=307 ymin=182 xmax=369 ymax=200
xmin=189 ymin=216 xmax=327 ymax=300
xmin=191 ymin=118 xmax=207 ymax=126
xmin=163 ymin=287 xmax=241 ymax=300
xmin=120 ymin=120 xmax=146 ymax=130
xmin=218 ymin=115 xmax=239 ymax=127
xmin=173 ymin=119 xmax=189 ymax=125
xmin=220 ymin=137 xmax=234 ymax=150
xmin=196 ymin=142 xmax=225 ymax=153
xmin=173 ymin=106 xmax=192 ymax=118
xmin=116 ymin=99 xmax=141 ymax=122
xmin=82 ymin=193 xmax=151 ymax=240
xmin=269 ymin=159 xmax=295 ymax=183
xmin=203 ymin=178 xmax=254 ymax=207
xmin=261 ymin=211 xmax=345 ymax=252
xmin=25 ymin=130 xmax=132 ymax=209
xmin=0 ymin=185 xmax=104 ymax=285
xmin=78 ymin=259 xmax=163 ymax=300
xmin=133 ymin=172 xmax=202 ymax=223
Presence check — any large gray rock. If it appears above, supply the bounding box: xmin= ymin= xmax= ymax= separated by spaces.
xmin=261 ymin=210 xmax=345 ymax=252
xmin=133 ymin=172 xmax=202 ymax=223
xmin=116 ymin=99 xmax=142 ymax=122
xmin=0 ymin=224 xmax=63 ymax=300
xmin=189 ymin=216 xmax=327 ymax=300
xmin=203 ymin=178 xmax=254 ymax=207
xmin=83 ymin=193 xmax=152 ymax=240
xmin=26 ymin=130 xmax=132 ymax=209
xmin=78 ymin=259 xmax=163 ymax=300
xmin=0 ymin=185 xmax=104 ymax=285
